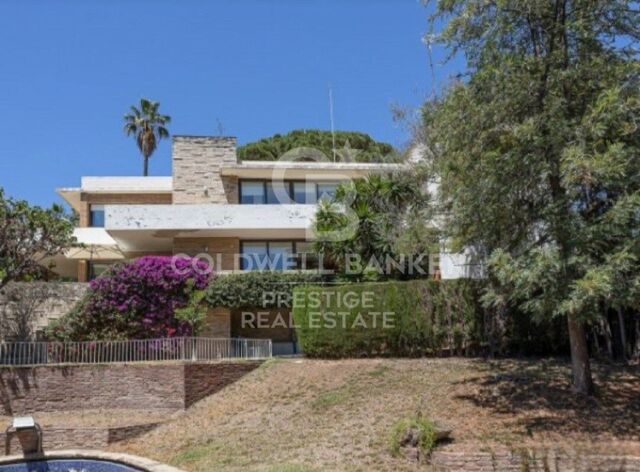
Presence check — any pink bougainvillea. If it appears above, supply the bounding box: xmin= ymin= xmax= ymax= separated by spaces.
xmin=47 ymin=256 xmax=212 ymax=341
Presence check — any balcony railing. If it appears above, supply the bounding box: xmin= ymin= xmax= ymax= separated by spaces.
xmin=0 ymin=337 xmax=272 ymax=366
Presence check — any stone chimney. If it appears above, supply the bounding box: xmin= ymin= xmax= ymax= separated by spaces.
xmin=172 ymin=136 xmax=238 ymax=204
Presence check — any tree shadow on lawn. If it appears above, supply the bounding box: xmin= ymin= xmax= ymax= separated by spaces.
xmin=454 ymin=358 xmax=640 ymax=439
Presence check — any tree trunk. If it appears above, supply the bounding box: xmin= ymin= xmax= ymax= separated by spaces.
xmin=601 ymin=316 xmax=614 ymax=360
xmin=633 ymin=314 xmax=640 ymax=361
xmin=617 ymin=307 xmax=628 ymax=361
xmin=143 ymin=156 xmax=149 ymax=177
xmin=567 ymin=312 xmax=594 ymax=395
xmin=592 ymin=325 xmax=601 ymax=356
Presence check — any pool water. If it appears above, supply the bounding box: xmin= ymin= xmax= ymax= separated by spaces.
xmin=0 ymin=459 xmax=143 ymax=472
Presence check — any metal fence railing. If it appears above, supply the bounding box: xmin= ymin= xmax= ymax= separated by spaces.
xmin=0 ymin=337 xmax=272 ymax=366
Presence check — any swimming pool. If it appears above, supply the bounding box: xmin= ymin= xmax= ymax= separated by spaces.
xmin=0 ymin=459 xmax=143 ymax=472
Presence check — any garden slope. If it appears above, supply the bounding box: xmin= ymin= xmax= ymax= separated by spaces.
xmin=113 ymin=358 xmax=640 ymax=472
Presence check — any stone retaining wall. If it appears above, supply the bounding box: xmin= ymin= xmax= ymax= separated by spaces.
xmin=430 ymin=451 xmax=640 ymax=471
xmin=0 ymin=361 xmax=262 ymax=414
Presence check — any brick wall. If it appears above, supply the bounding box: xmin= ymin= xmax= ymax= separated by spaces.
xmin=1 ymin=423 xmax=162 ymax=455
xmin=430 ymin=451 xmax=640 ymax=471
xmin=172 ymin=136 xmax=239 ymax=204
xmin=184 ymin=362 xmax=261 ymax=407
xmin=0 ymin=361 xmax=262 ymax=415
xmin=202 ymin=307 xmax=231 ymax=338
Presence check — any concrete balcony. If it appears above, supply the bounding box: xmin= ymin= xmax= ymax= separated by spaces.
xmin=104 ymin=204 xmax=317 ymax=252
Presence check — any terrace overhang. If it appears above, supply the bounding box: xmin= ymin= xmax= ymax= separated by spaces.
xmin=104 ymin=204 xmax=317 ymax=252
xmin=221 ymin=160 xmax=405 ymax=180
xmin=57 ymin=177 xmax=173 ymax=212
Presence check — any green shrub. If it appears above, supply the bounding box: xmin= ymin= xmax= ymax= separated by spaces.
xmin=387 ymin=416 xmax=436 ymax=457
xmin=205 ymin=271 xmax=324 ymax=309
xmin=292 ymin=279 xmax=485 ymax=358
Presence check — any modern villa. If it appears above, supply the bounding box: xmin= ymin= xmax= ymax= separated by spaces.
xmin=50 ymin=135 xmax=474 ymax=352
xmin=53 ymin=135 xmax=411 ymax=280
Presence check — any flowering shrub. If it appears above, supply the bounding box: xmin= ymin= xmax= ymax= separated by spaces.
xmin=47 ymin=256 xmax=212 ymax=341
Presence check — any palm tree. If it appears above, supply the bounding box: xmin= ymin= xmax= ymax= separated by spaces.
xmin=123 ymin=98 xmax=171 ymax=176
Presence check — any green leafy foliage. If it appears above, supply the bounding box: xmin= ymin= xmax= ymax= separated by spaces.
xmin=292 ymin=280 xmax=485 ymax=358
xmin=205 ymin=271 xmax=324 ymax=309
xmin=293 ymin=279 xmax=568 ymax=358
xmin=313 ymin=171 xmax=438 ymax=280
xmin=387 ymin=415 xmax=436 ymax=458
xmin=174 ymin=281 xmax=208 ymax=336
xmin=422 ymin=0 xmax=640 ymax=392
xmin=237 ymin=129 xmax=398 ymax=163
xmin=0 ymin=187 xmax=76 ymax=289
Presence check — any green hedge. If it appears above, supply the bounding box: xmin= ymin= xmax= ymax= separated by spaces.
xmin=292 ymin=279 xmax=486 ymax=358
xmin=205 ymin=271 xmax=324 ymax=309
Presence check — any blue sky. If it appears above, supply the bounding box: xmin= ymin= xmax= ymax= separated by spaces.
xmin=0 ymin=0 xmax=463 ymax=207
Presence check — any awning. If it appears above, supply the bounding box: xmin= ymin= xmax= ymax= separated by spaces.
xmin=63 ymin=228 xmax=125 ymax=260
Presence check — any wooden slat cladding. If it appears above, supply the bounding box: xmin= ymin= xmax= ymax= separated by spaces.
xmin=80 ymin=192 xmax=172 ymax=204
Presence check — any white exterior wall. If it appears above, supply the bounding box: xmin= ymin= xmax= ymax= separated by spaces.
xmin=80 ymin=176 xmax=173 ymax=192
xmin=440 ymin=252 xmax=484 ymax=279
xmin=105 ymin=204 xmax=316 ymax=231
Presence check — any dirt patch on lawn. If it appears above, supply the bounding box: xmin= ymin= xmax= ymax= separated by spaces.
xmin=111 ymin=358 xmax=640 ymax=472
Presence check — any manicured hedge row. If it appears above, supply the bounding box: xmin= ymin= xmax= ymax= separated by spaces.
xmin=292 ymin=279 xmax=487 ymax=358
xmin=205 ymin=270 xmax=324 ymax=309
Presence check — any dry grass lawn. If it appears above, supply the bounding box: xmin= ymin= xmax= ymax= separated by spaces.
xmin=0 ymin=409 xmax=171 ymax=429
xmin=112 ymin=358 xmax=640 ymax=472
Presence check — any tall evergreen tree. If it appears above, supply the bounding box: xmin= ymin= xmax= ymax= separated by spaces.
xmin=422 ymin=0 xmax=639 ymax=394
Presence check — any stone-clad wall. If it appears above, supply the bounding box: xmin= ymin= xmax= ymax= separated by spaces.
xmin=0 ymin=282 xmax=87 ymax=341
xmin=0 ymin=361 xmax=262 ymax=414
xmin=172 ymin=136 xmax=239 ymax=204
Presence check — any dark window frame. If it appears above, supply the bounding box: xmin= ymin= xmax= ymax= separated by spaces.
xmin=239 ymin=179 xmax=342 ymax=205
xmin=239 ymin=180 xmax=267 ymax=204
xmin=240 ymin=239 xmax=313 ymax=270
xmin=89 ymin=205 xmax=105 ymax=227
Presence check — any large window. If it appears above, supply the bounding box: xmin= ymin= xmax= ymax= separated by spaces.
xmin=90 ymin=205 xmax=105 ymax=227
xmin=240 ymin=180 xmax=341 ymax=205
xmin=266 ymin=182 xmax=291 ymax=204
xmin=241 ymin=241 xmax=315 ymax=270
xmin=292 ymin=182 xmax=317 ymax=204
xmin=241 ymin=242 xmax=271 ymax=270
xmin=239 ymin=181 xmax=266 ymax=204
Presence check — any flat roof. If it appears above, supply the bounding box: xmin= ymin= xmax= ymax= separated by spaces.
xmin=231 ymin=160 xmax=404 ymax=170
xmin=222 ymin=160 xmax=405 ymax=179
xmin=80 ymin=176 xmax=173 ymax=192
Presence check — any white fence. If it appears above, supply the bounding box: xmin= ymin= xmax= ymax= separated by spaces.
xmin=0 ymin=337 xmax=272 ymax=366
